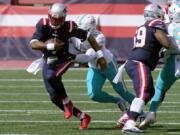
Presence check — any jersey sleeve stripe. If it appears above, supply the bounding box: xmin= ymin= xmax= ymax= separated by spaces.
xmin=68 ymin=21 xmax=74 ymax=32
xmin=41 ymin=18 xmax=48 ymax=26
xmin=148 ymin=19 xmax=162 ymax=27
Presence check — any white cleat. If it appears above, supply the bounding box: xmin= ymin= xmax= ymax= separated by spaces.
xmin=122 ymin=120 xmax=143 ymax=133
xmin=117 ymin=113 xmax=129 ymax=128
xmin=139 ymin=111 xmax=156 ymax=130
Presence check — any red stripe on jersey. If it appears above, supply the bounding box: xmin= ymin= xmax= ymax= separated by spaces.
xmin=40 ymin=18 xmax=48 ymax=26
xmin=137 ymin=62 xmax=147 ymax=100
xmin=68 ymin=21 xmax=75 ymax=33
xmin=148 ymin=19 xmax=162 ymax=27
xmin=55 ymin=61 xmax=72 ymax=77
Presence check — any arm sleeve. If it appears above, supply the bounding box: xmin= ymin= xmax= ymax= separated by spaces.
xmin=95 ymin=33 xmax=106 ymax=47
xmin=75 ymin=48 xmax=97 ymax=63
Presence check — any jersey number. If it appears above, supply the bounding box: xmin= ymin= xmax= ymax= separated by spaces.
xmin=134 ymin=26 xmax=146 ymax=48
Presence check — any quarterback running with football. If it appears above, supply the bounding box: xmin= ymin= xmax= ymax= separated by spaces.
xmin=28 ymin=3 xmax=107 ymax=129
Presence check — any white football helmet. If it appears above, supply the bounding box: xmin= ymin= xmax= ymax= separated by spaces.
xmin=48 ymin=3 xmax=67 ymax=29
xmin=168 ymin=3 xmax=180 ymax=20
xmin=172 ymin=10 xmax=180 ymax=22
xmin=144 ymin=4 xmax=164 ymax=21
xmin=76 ymin=14 xmax=96 ymax=33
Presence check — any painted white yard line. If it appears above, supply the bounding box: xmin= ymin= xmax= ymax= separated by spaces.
xmin=0 ymin=100 xmax=178 ymax=105
xmin=0 ymin=109 xmax=179 ymax=114
xmin=0 ymin=101 xmax=95 ymax=103
xmin=0 ymin=120 xmax=179 ymax=125
xmin=0 ymin=85 xmax=180 ymax=89
xmin=0 ymin=85 xmax=88 ymax=88
xmin=0 ymin=78 xmax=179 ymax=83
xmin=0 ymin=92 xmax=179 ymax=97
xmin=0 ymin=68 xmax=162 ymax=71
xmin=168 ymin=133 xmax=180 ymax=134
xmin=0 ymin=134 xmax=34 ymax=135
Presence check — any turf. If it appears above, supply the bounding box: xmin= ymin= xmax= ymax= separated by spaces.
xmin=0 ymin=68 xmax=179 ymax=135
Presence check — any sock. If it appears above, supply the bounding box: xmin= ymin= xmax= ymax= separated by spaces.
xmin=62 ymin=97 xmax=70 ymax=105
xmin=73 ymin=107 xmax=83 ymax=119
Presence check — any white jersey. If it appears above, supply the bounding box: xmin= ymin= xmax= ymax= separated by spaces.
xmin=69 ymin=30 xmax=113 ymax=68
xmin=167 ymin=22 xmax=180 ymax=54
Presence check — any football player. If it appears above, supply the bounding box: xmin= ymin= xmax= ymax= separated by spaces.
xmin=29 ymin=3 xmax=107 ymax=129
xmin=68 ymin=14 xmax=136 ymax=113
xmin=139 ymin=2 xmax=180 ymax=129
xmin=118 ymin=4 xmax=171 ymax=133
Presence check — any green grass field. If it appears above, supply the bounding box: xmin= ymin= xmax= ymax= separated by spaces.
xmin=0 ymin=68 xmax=179 ymax=135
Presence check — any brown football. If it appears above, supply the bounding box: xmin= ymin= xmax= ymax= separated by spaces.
xmin=45 ymin=38 xmax=64 ymax=51
xmin=45 ymin=38 xmax=63 ymax=44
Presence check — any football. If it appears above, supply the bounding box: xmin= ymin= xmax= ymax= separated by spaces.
xmin=45 ymin=38 xmax=63 ymax=44
xmin=45 ymin=38 xmax=64 ymax=50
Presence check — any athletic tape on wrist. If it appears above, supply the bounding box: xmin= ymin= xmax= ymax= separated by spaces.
xmin=97 ymin=50 xmax=104 ymax=58
xmin=46 ymin=43 xmax=55 ymax=50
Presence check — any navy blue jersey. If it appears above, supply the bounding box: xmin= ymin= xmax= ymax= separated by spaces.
xmin=31 ymin=18 xmax=88 ymax=60
xmin=128 ymin=19 xmax=166 ymax=70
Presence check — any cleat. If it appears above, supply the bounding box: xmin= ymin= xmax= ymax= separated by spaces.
xmin=117 ymin=99 xmax=127 ymax=112
xmin=139 ymin=111 xmax=156 ymax=130
xmin=64 ymin=100 xmax=73 ymax=119
xmin=117 ymin=113 xmax=129 ymax=128
xmin=80 ymin=114 xmax=91 ymax=129
xmin=122 ymin=120 xmax=143 ymax=133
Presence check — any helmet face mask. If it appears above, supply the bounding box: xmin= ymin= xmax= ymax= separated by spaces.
xmin=172 ymin=11 xmax=180 ymax=22
xmin=48 ymin=3 xmax=67 ymax=29
xmin=144 ymin=4 xmax=164 ymax=21
xmin=77 ymin=14 xmax=96 ymax=33
xmin=168 ymin=3 xmax=180 ymax=21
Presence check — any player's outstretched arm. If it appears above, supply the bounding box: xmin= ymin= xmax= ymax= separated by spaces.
xmin=154 ymin=29 xmax=171 ymax=49
xmin=30 ymin=40 xmax=46 ymax=51
xmin=87 ymin=34 xmax=107 ymax=70
xmin=30 ymin=39 xmax=65 ymax=51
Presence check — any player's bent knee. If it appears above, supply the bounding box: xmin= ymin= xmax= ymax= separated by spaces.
xmin=88 ymin=91 xmax=101 ymax=102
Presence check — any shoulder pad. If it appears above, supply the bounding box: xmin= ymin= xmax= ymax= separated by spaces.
xmin=40 ymin=18 xmax=49 ymax=26
xmin=66 ymin=21 xmax=78 ymax=32
xmin=148 ymin=19 xmax=166 ymax=30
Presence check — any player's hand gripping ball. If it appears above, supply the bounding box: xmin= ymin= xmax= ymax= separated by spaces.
xmin=45 ymin=38 xmax=65 ymax=51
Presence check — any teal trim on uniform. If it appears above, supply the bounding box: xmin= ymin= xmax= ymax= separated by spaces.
xmin=150 ymin=55 xmax=180 ymax=112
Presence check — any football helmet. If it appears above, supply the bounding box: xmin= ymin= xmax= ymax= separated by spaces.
xmin=172 ymin=10 xmax=180 ymax=22
xmin=144 ymin=4 xmax=164 ymax=21
xmin=77 ymin=14 xmax=96 ymax=32
xmin=48 ymin=3 xmax=67 ymax=29
xmin=168 ymin=3 xmax=180 ymax=20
